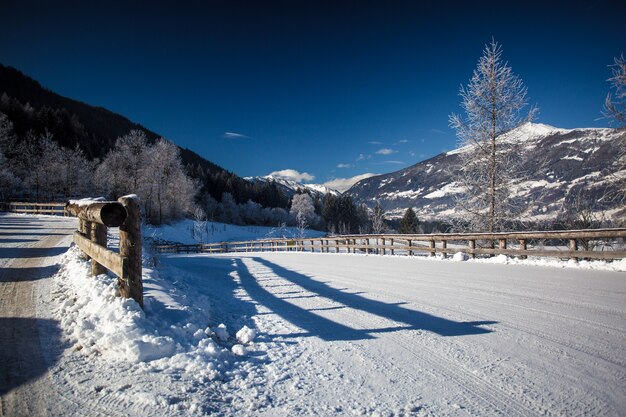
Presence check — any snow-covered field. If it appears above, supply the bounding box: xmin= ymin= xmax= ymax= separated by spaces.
xmin=37 ymin=217 xmax=626 ymax=416
xmin=143 ymin=219 xmax=325 ymax=245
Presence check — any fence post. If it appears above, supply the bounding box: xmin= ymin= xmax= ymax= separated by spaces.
xmin=382 ymin=238 xmax=386 ymax=255
xmin=90 ymin=222 xmax=107 ymax=276
xmin=519 ymin=239 xmax=527 ymax=259
xmin=429 ymin=240 xmax=435 ymax=257
xmin=499 ymin=238 xmax=507 ymax=250
xmin=468 ymin=240 xmax=476 ymax=259
xmin=78 ymin=219 xmax=91 ymax=260
xmin=441 ymin=240 xmax=447 ymax=258
xmin=408 ymin=239 xmax=413 ymax=256
xmin=118 ymin=196 xmax=143 ymax=309
xmin=569 ymin=238 xmax=578 ymax=262
xmin=390 ymin=238 xmax=394 ymax=255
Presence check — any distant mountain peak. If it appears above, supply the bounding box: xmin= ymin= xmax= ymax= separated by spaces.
xmin=246 ymin=175 xmax=340 ymax=198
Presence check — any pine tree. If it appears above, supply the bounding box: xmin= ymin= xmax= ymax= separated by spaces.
xmin=399 ymin=207 xmax=419 ymax=234
xmin=449 ymin=39 xmax=537 ymax=232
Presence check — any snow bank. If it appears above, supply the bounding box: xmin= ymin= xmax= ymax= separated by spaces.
xmin=52 ymin=246 xmax=259 ymax=368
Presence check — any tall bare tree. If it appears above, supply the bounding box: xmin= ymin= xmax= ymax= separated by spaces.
xmin=449 ymin=40 xmax=537 ymax=232
xmin=604 ymin=54 xmax=626 ymax=126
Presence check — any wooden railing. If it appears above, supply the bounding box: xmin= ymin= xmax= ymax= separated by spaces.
xmin=1 ymin=201 xmax=68 ymax=216
xmin=154 ymin=228 xmax=626 ymax=261
xmin=66 ymin=196 xmax=144 ymax=308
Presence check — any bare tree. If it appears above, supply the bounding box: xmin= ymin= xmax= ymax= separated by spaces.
xmin=370 ymin=202 xmax=385 ymax=234
xmin=604 ymin=54 xmax=626 ymax=126
xmin=449 ymin=39 xmax=537 ymax=232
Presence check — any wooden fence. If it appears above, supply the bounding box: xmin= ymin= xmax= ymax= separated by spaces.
xmin=154 ymin=228 xmax=626 ymax=261
xmin=66 ymin=197 xmax=144 ymax=308
xmin=1 ymin=201 xmax=68 ymax=216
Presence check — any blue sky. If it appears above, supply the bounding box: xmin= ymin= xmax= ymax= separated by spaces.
xmin=1 ymin=0 xmax=624 ymax=189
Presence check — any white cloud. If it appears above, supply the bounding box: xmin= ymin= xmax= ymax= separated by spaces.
xmin=356 ymin=153 xmax=371 ymax=161
xmin=373 ymin=160 xmax=405 ymax=165
xmin=223 ymin=131 xmax=251 ymax=139
xmin=376 ymin=148 xmax=397 ymax=155
xmin=368 ymin=141 xmax=383 ymax=145
xmin=430 ymin=128 xmax=446 ymax=135
xmin=267 ymin=169 xmax=315 ymax=183
xmin=323 ymin=173 xmax=377 ymax=193
xmin=396 ymin=139 xmax=410 ymax=144
xmin=336 ymin=163 xmax=353 ymax=169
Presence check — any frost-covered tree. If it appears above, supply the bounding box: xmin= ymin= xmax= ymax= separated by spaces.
xmin=371 ymin=202 xmax=386 ymax=234
xmin=399 ymin=207 xmax=419 ymax=234
xmin=0 ymin=111 xmax=16 ymax=155
xmin=145 ymin=138 xmax=197 ymax=224
xmin=0 ymin=151 xmax=21 ymax=200
xmin=96 ymin=132 xmax=196 ymax=224
xmin=290 ymin=193 xmax=317 ymax=236
xmin=604 ymin=54 xmax=626 ymax=126
xmin=449 ymin=40 xmax=537 ymax=232
xmin=220 ymin=192 xmax=242 ymax=224
xmin=61 ymin=145 xmax=96 ymax=198
xmin=95 ymin=130 xmax=150 ymax=198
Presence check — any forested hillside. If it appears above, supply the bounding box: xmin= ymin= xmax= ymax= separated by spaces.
xmin=0 ymin=64 xmax=377 ymax=231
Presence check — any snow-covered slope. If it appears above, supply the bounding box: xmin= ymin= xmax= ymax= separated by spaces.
xmin=347 ymin=123 xmax=626 ymax=222
xmin=245 ymin=175 xmax=340 ymax=199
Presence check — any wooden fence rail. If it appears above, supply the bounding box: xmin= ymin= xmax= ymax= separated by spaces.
xmin=154 ymin=228 xmax=626 ymax=261
xmin=66 ymin=196 xmax=144 ymax=308
xmin=1 ymin=201 xmax=68 ymax=216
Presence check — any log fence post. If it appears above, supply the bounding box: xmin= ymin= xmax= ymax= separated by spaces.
xmin=429 ymin=240 xmax=435 ymax=257
xmin=519 ymin=239 xmax=527 ymax=259
xmin=118 ymin=196 xmax=143 ymax=309
xmin=468 ymin=239 xmax=476 ymax=259
xmin=569 ymin=238 xmax=578 ymax=262
xmin=90 ymin=222 xmax=107 ymax=276
xmin=441 ymin=240 xmax=447 ymax=258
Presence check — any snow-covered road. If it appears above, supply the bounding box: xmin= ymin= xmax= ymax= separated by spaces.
xmin=2 ymin=213 xmax=625 ymax=416
xmin=161 ymin=252 xmax=626 ymax=416
xmin=0 ymin=214 xmax=75 ymax=417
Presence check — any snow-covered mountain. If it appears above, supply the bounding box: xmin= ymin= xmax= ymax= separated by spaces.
xmin=346 ymin=123 xmax=626 ymax=223
xmin=245 ymin=175 xmax=340 ymax=199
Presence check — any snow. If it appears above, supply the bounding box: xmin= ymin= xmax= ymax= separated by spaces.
xmin=423 ymin=182 xmax=465 ymax=199
xmin=22 ymin=215 xmax=626 ymax=415
xmin=144 ymin=219 xmax=325 ymax=245
xmin=68 ymin=196 xmax=106 ymax=206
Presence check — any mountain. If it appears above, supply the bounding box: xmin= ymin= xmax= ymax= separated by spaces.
xmin=0 ymin=63 xmax=224 ymax=176
xmin=245 ymin=175 xmax=340 ymax=199
xmin=346 ymin=123 xmax=626 ymax=224
xmin=0 ymin=64 xmax=293 ymax=208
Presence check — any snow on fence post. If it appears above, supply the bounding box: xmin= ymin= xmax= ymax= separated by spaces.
xmin=117 ymin=195 xmax=143 ymax=309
